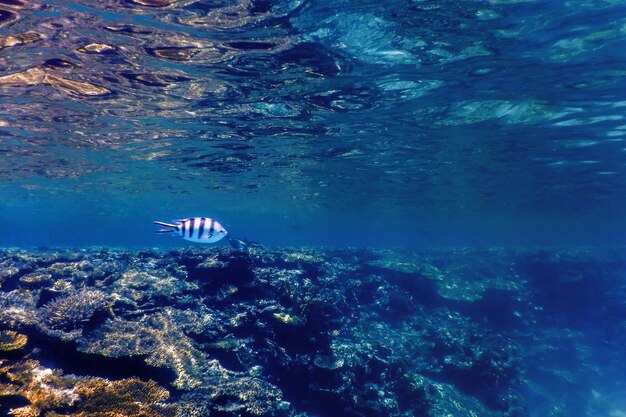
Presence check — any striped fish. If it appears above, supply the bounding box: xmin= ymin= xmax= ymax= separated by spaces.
xmin=154 ymin=217 xmax=228 ymax=244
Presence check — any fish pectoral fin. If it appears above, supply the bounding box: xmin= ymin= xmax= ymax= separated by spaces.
xmin=154 ymin=221 xmax=177 ymax=228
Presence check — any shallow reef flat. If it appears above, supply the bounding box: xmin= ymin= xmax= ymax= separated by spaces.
xmin=1 ymin=245 xmax=625 ymax=417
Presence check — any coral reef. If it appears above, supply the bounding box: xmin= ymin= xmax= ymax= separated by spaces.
xmin=0 ymin=359 xmax=176 ymax=417
xmin=368 ymin=248 xmax=520 ymax=302
xmin=0 ymin=359 xmax=79 ymax=416
xmin=0 ymin=246 xmax=624 ymax=417
xmin=81 ymin=311 xmax=227 ymax=390
xmin=0 ymin=291 xmax=39 ymax=328
xmin=179 ymin=377 xmax=289 ymax=417
xmin=42 ymin=289 xmax=109 ymax=332
xmin=0 ymin=330 xmax=27 ymax=352
xmin=59 ymin=377 xmax=177 ymax=417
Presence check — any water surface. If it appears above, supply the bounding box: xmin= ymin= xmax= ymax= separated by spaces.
xmin=1 ymin=0 xmax=626 ymax=246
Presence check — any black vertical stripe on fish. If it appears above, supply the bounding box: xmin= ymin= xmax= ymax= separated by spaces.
xmin=189 ymin=218 xmax=195 ymax=238
xmin=208 ymin=218 xmax=215 ymax=238
xmin=198 ymin=217 xmax=206 ymax=239
xmin=181 ymin=222 xmax=186 ymax=237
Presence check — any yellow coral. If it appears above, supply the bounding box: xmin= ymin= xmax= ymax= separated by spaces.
xmin=273 ymin=312 xmax=305 ymax=326
xmin=8 ymin=405 xmax=39 ymax=417
xmin=0 ymin=330 xmax=27 ymax=351
xmin=77 ymin=43 xmax=116 ymax=54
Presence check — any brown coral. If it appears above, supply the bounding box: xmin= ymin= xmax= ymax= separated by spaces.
xmin=111 ymin=270 xmax=189 ymax=305
xmin=1 ymin=359 xmax=175 ymax=417
xmin=58 ymin=377 xmax=176 ymax=417
xmin=0 ymin=360 xmax=79 ymax=414
xmin=19 ymin=272 xmax=52 ymax=286
xmin=0 ymin=330 xmax=27 ymax=351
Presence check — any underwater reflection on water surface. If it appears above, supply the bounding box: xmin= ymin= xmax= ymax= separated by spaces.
xmin=1 ymin=0 xmax=626 ymax=246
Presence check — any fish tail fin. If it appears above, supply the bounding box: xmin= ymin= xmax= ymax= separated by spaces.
xmin=154 ymin=221 xmax=177 ymax=228
xmin=156 ymin=229 xmax=174 ymax=234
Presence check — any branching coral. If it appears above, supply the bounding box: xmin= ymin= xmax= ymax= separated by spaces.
xmin=81 ymin=309 xmax=231 ymax=390
xmin=41 ymin=289 xmax=109 ymax=332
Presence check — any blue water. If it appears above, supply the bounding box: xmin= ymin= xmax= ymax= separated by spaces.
xmin=2 ymin=2 xmax=626 ymax=416
xmin=1 ymin=0 xmax=626 ymax=247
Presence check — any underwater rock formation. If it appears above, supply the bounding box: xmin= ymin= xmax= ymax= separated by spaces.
xmin=0 ymin=246 xmax=624 ymax=417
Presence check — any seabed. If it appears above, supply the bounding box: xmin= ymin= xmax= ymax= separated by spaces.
xmin=0 ymin=245 xmax=624 ymax=417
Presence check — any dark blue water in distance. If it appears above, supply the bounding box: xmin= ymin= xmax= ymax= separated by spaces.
xmin=1 ymin=1 xmax=626 ymax=417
